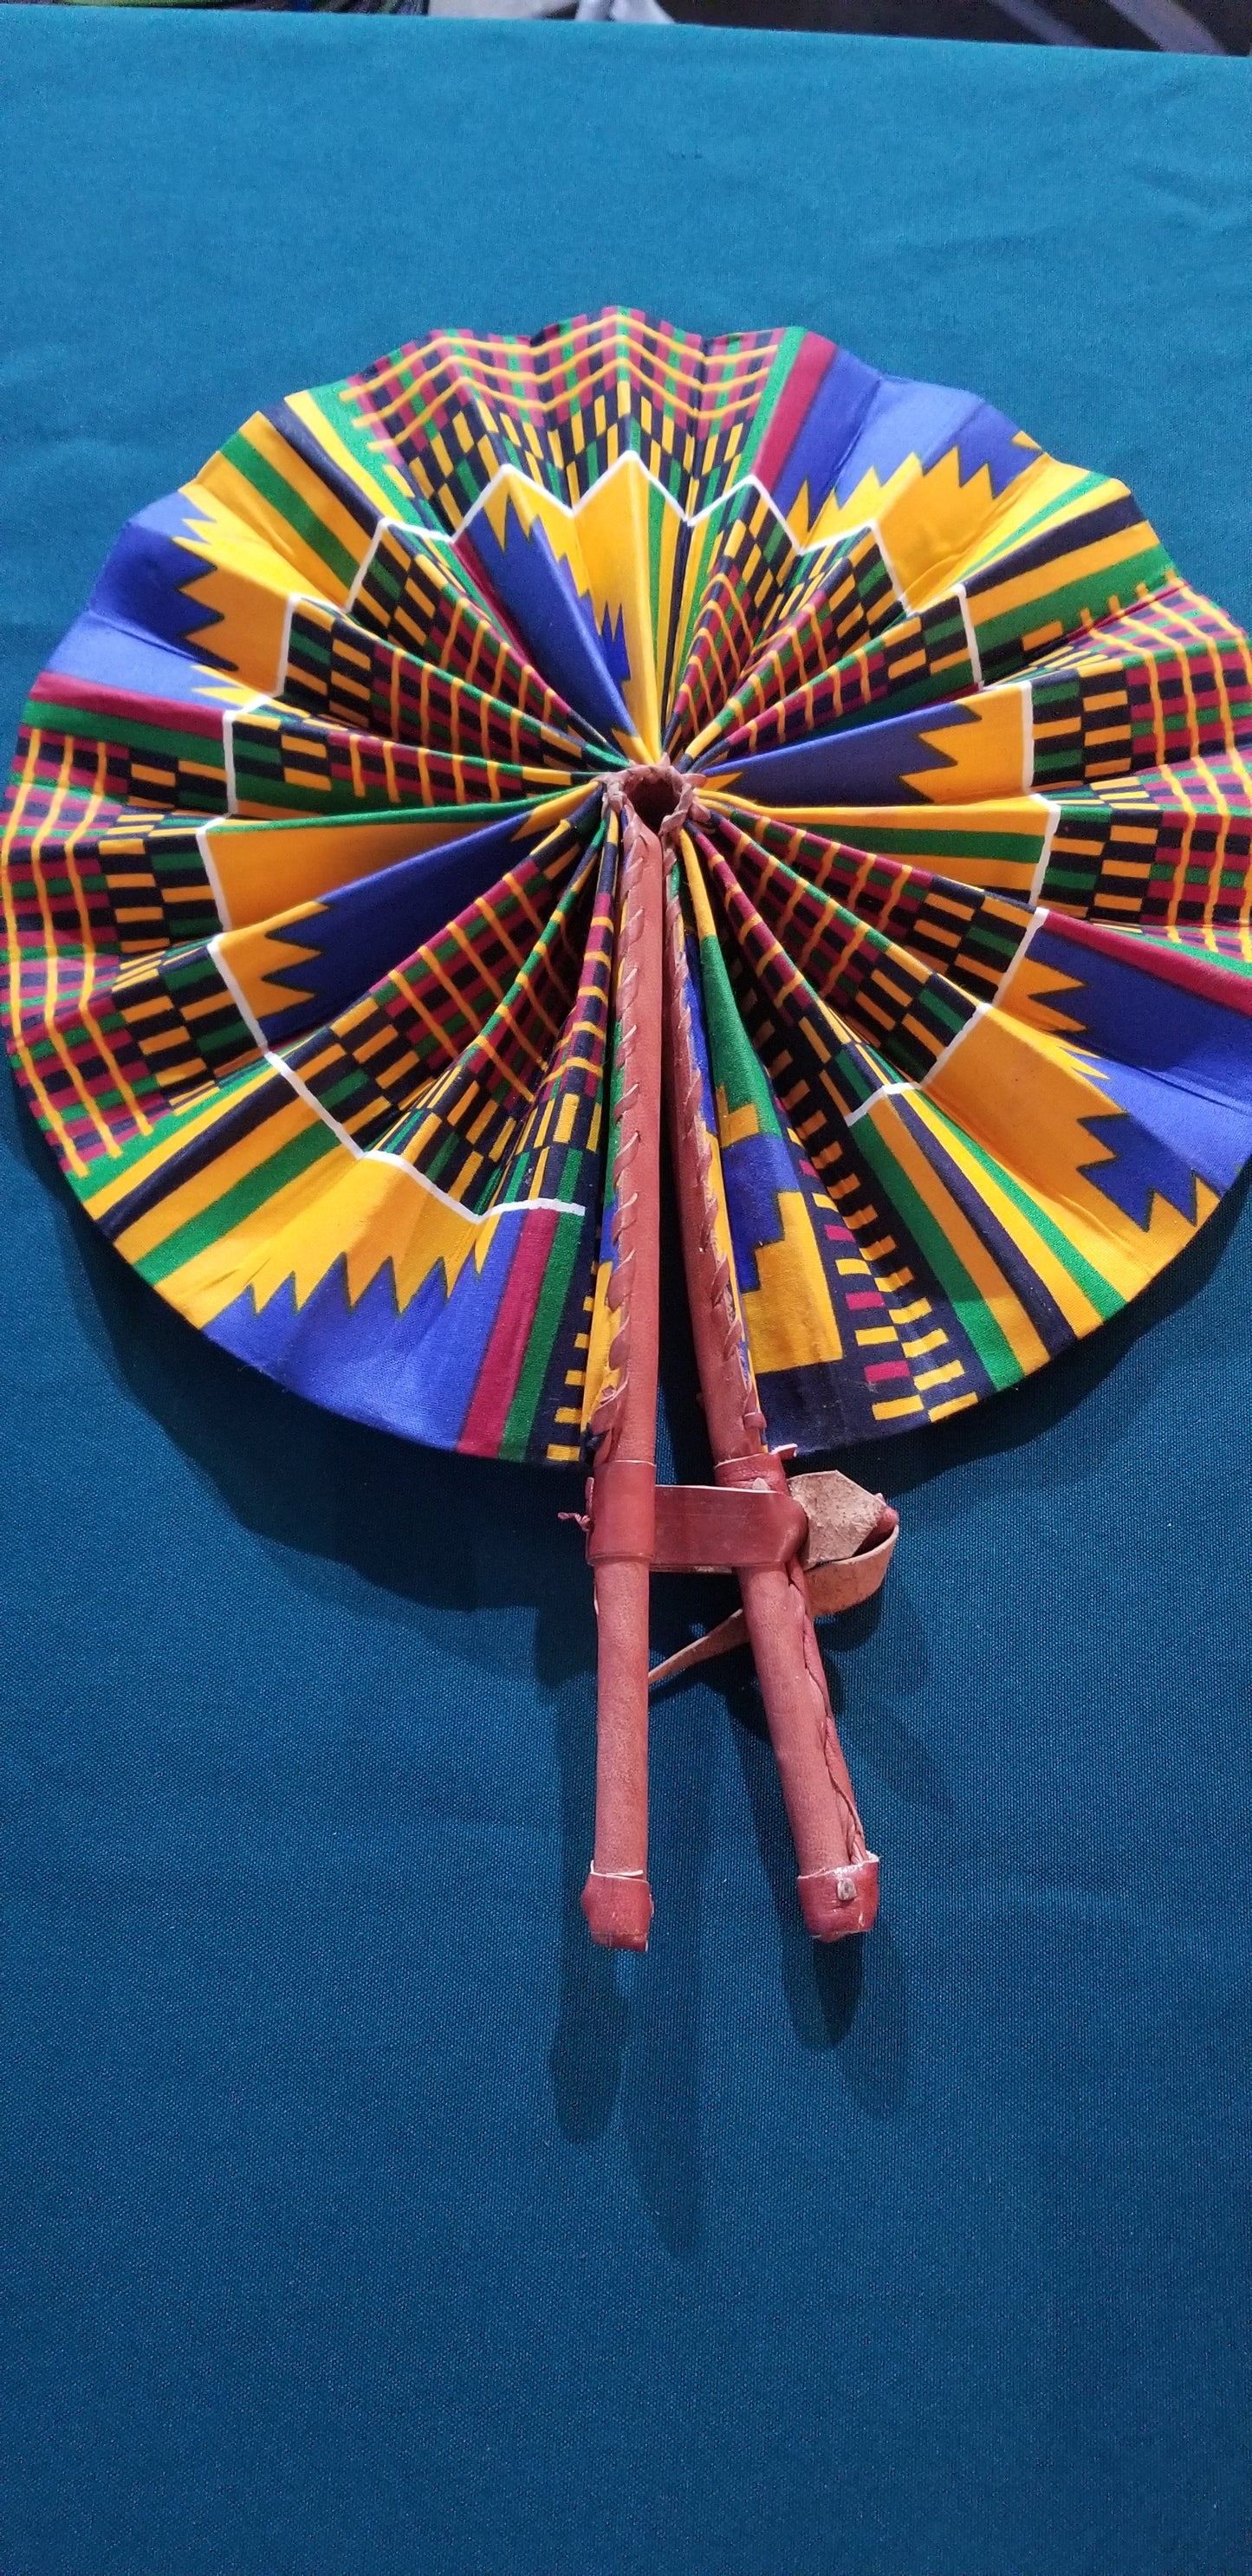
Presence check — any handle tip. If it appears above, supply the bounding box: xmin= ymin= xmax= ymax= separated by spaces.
xmin=797 ymin=1855 xmax=879 ymax=1941
xmin=581 ymin=1867 xmax=654 ymax=1950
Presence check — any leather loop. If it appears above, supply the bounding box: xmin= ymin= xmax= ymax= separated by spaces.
xmin=586 ymin=1467 xmax=808 ymax=1571
xmin=651 ymin=1481 xmax=808 ymax=1573
xmin=642 ymin=1474 xmax=899 ymax=1690
xmin=788 ymin=1468 xmax=893 ymax=1570
xmin=806 ymin=1522 xmax=899 ymax=1615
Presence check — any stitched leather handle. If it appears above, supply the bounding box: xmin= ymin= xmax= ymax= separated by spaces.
xmin=580 ymin=801 xmax=666 ymax=1952
xmin=662 ymin=834 xmax=879 ymax=1943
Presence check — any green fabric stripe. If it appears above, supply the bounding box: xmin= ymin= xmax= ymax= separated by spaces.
xmin=500 ymin=1200 xmax=587 ymax=1459
xmin=922 ymin=1099 xmax=1124 ymax=1320
xmin=211 ymin=798 xmax=531 ymax=847
xmin=697 ymin=931 xmax=781 ymax=1135
xmin=219 ymin=431 xmax=360 ymax=591
xmin=135 ymin=1116 xmax=338 ymax=1285
xmin=960 ymin=470 xmax=1108 ymax=575
xmin=68 ymin=1067 xmax=268 ymax=1203
xmin=648 ymin=478 xmax=666 ymax=666
xmin=736 ymin=328 xmax=805 ymax=477
xmin=25 ymin=699 xmax=225 ymax=768
xmin=974 ymin=540 xmax=1172 ymax=664
xmin=800 ymin=821 xmax=1045 ymax=868
xmin=301 ymin=386 xmax=439 ymax=534
xmin=854 ymin=1113 xmax=1024 ymax=1391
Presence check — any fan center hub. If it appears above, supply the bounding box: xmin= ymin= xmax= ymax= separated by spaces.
xmin=613 ymin=761 xmax=692 ymax=835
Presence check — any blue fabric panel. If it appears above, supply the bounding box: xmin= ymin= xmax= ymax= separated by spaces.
xmin=87 ymin=492 xmax=230 ymax=661
xmin=237 ymin=808 xmax=564 ymax=1041
xmin=461 ymin=499 xmax=635 ymax=749
xmin=769 ymin=341 xmax=882 ymax=521
xmin=45 ymin=607 xmax=231 ymax=704
xmin=834 ymin=373 xmax=1030 ymax=505
xmin=1033 ymin=924 xmax=1252 ymax=1099
xmin=1 ymin=16 xmax=1250 ymax=2576
xmin=710 ymin=695 xmax=981 ymax=801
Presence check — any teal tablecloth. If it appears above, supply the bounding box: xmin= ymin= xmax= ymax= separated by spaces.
xmin=2 ymin=15 xmax=1250 ymax=2572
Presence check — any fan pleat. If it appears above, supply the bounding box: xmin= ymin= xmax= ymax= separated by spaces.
xmin=5 ymin=307 xmax=1251 ymax=1463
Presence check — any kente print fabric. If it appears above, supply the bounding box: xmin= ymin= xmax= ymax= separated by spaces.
xmin=5 ymin=308 xmax=1252 ymax=1466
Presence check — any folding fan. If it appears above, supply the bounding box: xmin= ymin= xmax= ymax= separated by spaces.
xmin=5 ymin=309 xmax=1251 ymax=1946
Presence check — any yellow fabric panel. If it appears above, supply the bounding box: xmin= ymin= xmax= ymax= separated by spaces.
xmin=924 ymin=1007 xmax=1211 ymax=1306
xmin=739 ymin=1187 xmax=845 ymax=1375
xmin=193 ymin=439 xmax=354 ymax=604
xmin=900 ymin=684 xmax=1030 ymax=802
xmin=204 ymin=790 xmax=587 ymax=930
xmin=697 ymin=788 xmax=1055 ymax=898
xmin=213 ymin=912 xmax=322 ymax=1023
xmin=877 ymin=445 xmax=1048 ymax=605
xmin=112 ymin=1093 xmax=316 ymax=1266
xmin=81 ymin=1071 xmax=275 ymax=1221
xmin=863 ymin=1093 xmax=1052 ymax=1375
xmin=161 ymin=1138 xmax=507 ymax=1329
xmin=285 ymin=390 xmax=405 ymax=522
xmin=574 ymin=457 xmax=667 ymax=760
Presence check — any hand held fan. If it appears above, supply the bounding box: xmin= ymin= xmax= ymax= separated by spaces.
xmin=5 ymin=311 xmax=1251 ymax=1950
xmin=580 ymin=768 xmax=886 ymax=1947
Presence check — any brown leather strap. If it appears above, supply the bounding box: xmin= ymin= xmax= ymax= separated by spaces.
xmin=652 ymin=1479 xmax=808 ymax=1571
xmin=586 ymin=1469 xmax=808 ymax=1571
xmin=645 ymin=1514 xmax=898 ymax=1688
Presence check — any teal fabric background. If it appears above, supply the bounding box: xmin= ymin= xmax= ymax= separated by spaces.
xmin=2 ymin=16 xmax=1251 ymax=2571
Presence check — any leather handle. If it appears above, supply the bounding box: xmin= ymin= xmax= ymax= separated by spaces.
xmin=581 ymin=801 xmax=666 ymax=1953
xmin=661 ymin=836 xmax=879 ymax=1942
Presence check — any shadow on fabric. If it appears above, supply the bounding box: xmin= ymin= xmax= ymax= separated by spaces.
xmin=8 ymin=1074 xmax=1249 ymax=2243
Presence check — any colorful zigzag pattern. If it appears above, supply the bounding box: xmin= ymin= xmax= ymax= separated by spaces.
xmin=4 ymin=308 xmax=1252 ymax=1462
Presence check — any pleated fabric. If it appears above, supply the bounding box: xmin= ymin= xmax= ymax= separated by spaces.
xmin=5 ymin=308 xmax=1252 ymax=1461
